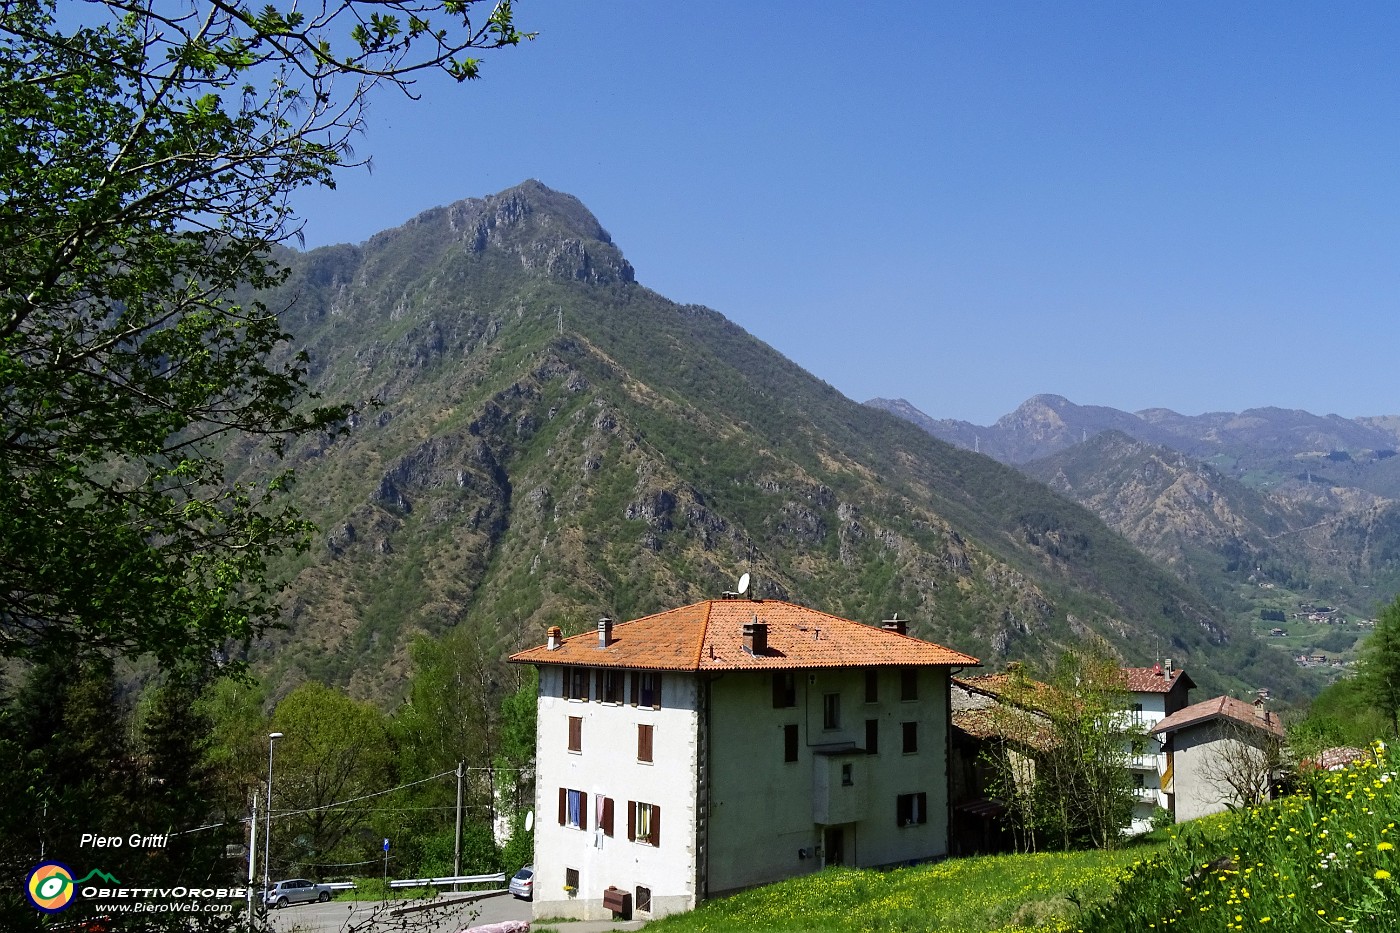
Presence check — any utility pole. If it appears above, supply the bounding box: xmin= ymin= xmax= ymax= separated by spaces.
xmin=246 ymin=791 xmax=258 ymax=929
xmin=453 ymin=760 xmax=465 ymax=892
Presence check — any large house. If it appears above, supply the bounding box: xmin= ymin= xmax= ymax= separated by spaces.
xmin=509 ymin=597 xmax=979 ymax=921
xmin=1121 ymin=664 xmax=1195 ymax=833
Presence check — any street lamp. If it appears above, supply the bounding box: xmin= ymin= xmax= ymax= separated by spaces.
xmin=263 ymin=732 xmax=284 ymax=901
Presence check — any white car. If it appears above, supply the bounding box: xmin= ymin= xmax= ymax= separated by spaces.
xmin=508 ymin=866 xmax=534 ymax=900
xmin=263 ymin=879 xmax=333 ymax=908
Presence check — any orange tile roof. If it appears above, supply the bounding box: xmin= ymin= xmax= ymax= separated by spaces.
xmin=1121 ymin=667 xmax=1196 ymax=694
xmin=1151 ymin=695 xmax=1285 ymax=738
xmin=509 ymin=599 xmax=980 ymax=672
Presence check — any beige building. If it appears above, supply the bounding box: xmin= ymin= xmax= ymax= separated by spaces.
xmin=1152 ymin=695 xmax=1286 ymax=822
xmin=510 ymin=598 xmax=978 ymax=922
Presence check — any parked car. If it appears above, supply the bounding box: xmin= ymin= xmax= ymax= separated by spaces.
xmin=508 ymin=865 xmax=534 ymax=900
xmin=263 ymin=878 xmax=333 ymax=908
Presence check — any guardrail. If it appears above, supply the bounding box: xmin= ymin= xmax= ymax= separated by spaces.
xmin=388 ymin=873 xmax=506 ymax=889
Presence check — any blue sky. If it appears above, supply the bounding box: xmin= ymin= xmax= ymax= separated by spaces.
xmin=293 ymin=2 xmax=1400 ymax=425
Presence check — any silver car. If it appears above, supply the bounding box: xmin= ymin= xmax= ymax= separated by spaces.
xmin=508 ymin=866 xmax=534 ymax=900
xmin=263 ymin=878 xmax=332 ymax=908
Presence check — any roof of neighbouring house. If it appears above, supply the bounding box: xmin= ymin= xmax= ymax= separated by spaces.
xmin=508 ymin=599 xmax=980 ymax=672
xmin=1121 ymin=667 xmax=1197 ymax=694
xmin=951 ymin=707 xmax=1055 ymax=751
xmin=1151 ymin=695 xmax=1285 ymax=738
xmin=955 ymin=671 xmax=1060 ymax=712
xmin=1303 ymin=746 xmax=1369 ymax=771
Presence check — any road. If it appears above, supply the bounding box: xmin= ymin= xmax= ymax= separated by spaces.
xmin=266 ymin=890 xmax=530 ymax=933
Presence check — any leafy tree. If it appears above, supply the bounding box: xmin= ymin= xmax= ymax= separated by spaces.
xmin=269 ymin=682 xmax=393 ymax=874
xmin=0 ymin=0 xmax=530 ymax=670
xmin=987 ymin=644 xmax=1140 ymax=851
xmin=495 ymin=665 xmax=538 ymax=814
xmin=1360 ymin=595 xmax=1400 ymax=736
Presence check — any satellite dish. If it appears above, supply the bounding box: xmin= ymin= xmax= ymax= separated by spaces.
xmin=737 ymin=572 xmax=751 ymax=595
xmin=524 ymin=810 xmax=535 ymax=833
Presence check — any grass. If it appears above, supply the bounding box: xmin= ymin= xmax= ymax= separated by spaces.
xmin=537 ymin=745 xmax=1400 ymax=932
xmin=1078 ymin=741 xmax=1400 ymax=932
xmin=624 ymin=843 xmax=1165 ymax=933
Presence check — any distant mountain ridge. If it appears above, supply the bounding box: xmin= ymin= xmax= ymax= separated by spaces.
xmin=231 ymin=182 xmax=1308 ymax=703
xmin=870 ymin=395 xmax=1400 ymax=636
xmin=866 ymin=394 xmax=1400 ymax=468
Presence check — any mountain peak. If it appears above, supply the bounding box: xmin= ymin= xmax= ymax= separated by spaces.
xmin=366 ymin=179 xmax=635 ymax=285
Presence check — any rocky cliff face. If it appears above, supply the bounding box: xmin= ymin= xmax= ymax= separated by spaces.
xmin=244 ymin=182 xmax=1307 ymax=702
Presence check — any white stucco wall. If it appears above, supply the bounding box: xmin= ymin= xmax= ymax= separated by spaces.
xmin=531 ymin=665 xmax=700 ymax=921
xmin=706 ymin=666 xmax=950 ymax=895
xmin=1127 ymin=691 xmax=1170 ymax=833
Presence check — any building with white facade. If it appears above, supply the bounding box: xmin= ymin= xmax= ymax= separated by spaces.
xmin=509 ymin=598 xmax=979 ymax=922
xmin=1122 ymin=664 xmax=1195 ymax=833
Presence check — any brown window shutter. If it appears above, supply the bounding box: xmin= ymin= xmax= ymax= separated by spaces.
xmin=650 ymin=805 xmax=661 ymax=846
xmin=638 ymin=724 xmax=653 ymax=762
xmin=631 ymin=672 xmax=640 ymax=706
xmin=581 ymin=669 xmax=589 ymax=702
xmin=558 ymin=787 xmax=566 ymax=826
xmin=602 ymin=797 xmax=615 ymax=836
xmin=579 ymin=792 xmax=588 ymax=830
xmin=627 ymin=800 xmax=636 ymax=841
xmin=569 ymin=716 xmax=582 ymax=752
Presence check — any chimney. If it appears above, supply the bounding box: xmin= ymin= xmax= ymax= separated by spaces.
xmin=882 ymin=613 xmax=907 ymax=636
xmin=546 ymin=626 xmax=563 ymax=651
xmin=742 ymin=618 xmax=768 ymax=656
xmin=1254 ymin=697 xmax=1267 ymax=722
xmin=597 ymin=617 xmax=614 ymax=649
xmin=1164 ymin=658 xmax=1173 ymax=679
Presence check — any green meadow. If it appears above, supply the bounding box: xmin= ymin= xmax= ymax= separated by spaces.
xmin=542 ymin=742 xmax=1400 ymax=933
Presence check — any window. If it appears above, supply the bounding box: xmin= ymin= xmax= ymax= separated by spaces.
xmin=864 ymin=669 xmax=879 ymax=703
xmin=565 ymin=667 xmax=590 ymax=701
xmin=565 ymin=867 xmax=579 ymax=894
xmin=773 ymin=671 xmax=796 ymax=708
xmin=823 ymin=693 xmax=841 ymax=730
xmin=1131 ymin=703 xmax=1143 ymax=713
xmin=628 ymin=801 xmax=662 ymax=846
xmin=896 ymin=792 xmax=928 ymax=827
xmin=600 ymin=796 xmax=615 ymax=836
xmin=865 ymin=719 xmax=879 ymax=755
xmin=558 ymin=788 xmax=588 ymax=829
xmin=1133 ymin=772 xmax=1145 ymax=790
xmin=635 ymin=886 xmax=652 ymax=914
xmin=842 ymin=763 xmax=854 ymax=786
xmin=784 ymin=723 xmax=799 ymax=762
xmin=599 ymin=669 xmax=624 ymax=704
xmin=902 ymin=721 xmax=918 ymax=754
xmin=900 ymin=667 xmax=918 ymax=701
xmin=568 ymin=716 xmax=582 ymax=753
xmin=637 ymin=723 xmax=654 ymax=763
xmin=632 ymin=671 xmax=662 ymax=709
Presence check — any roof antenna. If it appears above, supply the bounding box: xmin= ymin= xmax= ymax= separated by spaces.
xmin=745 ymin=538 xmax=757 ymax=599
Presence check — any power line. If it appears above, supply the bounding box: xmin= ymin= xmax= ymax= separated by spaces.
xmin=271 ymin=768 xmax=460 ymax=819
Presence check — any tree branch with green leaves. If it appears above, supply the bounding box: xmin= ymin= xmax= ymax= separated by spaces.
xmin=0 ymin=0 xmax=531 ymax=669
